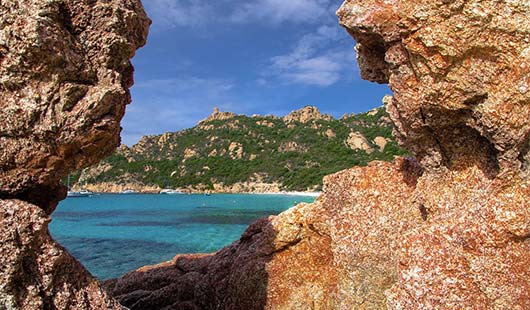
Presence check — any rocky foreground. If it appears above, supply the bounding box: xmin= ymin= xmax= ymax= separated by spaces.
xmin=0 ymin=0 xmax=150 ymax=308
xmin=1 ymin=0 xmax=529 ymax=309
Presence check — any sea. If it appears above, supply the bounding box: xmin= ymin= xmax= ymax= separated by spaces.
xmin=49 ymin=193 xmax=316 ymax=280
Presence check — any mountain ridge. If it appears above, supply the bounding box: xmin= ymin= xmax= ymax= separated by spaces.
xmin=72 ymin=105 xmax=407 ymax=193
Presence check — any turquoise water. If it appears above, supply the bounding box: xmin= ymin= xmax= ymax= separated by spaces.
xmin=49 ymin=194 xmax=315 ymax=280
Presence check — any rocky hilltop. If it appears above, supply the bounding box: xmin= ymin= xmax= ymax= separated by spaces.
xmin=74 ymin=105 xmax=405 ymax=193
xmin=108 ymin=0 xmax=530 ymax=309
xmin=0 ymin=0 xmax=150 ymax=308
xmin=282 ymin=105 xmax=334 ymax=123
xmin=198 ymin=107 xmax=237 ymax=124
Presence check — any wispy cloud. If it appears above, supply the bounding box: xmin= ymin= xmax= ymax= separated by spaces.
xmin=273 ymin=53 xmax=344 ymax=86
xmin=135 ymin=77 xmax=234 ymax=96
xmin=264 ymin=25 xmax=355 ymax=87
xmin=145 ymin=0 xmax=336 ymax=30
xmin=230 ymin=0 xmax=330 ymax=25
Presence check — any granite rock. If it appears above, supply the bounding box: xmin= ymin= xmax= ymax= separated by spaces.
xmin=345 ymin=131 xmax=374 ymax=153
xmin=283 ymin=106 xmax=333 ymax=124
xmin=338 ymin=0 xmax=530 ymax=174
xmin=337 ymin=0 xmax=530 ymax=308
xmin=0 ymin=0 xmax=149 ymax=308
xmin=0 ymin=199 xmax=123 ymax=309
xmin=0 ymin=0 xmax=150 ymax=211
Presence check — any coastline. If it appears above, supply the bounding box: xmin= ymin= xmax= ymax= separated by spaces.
xmin=73 ymin=183 xmax=321 ymax=197
xmin=71 ymin=190 xmax=321 ymax=197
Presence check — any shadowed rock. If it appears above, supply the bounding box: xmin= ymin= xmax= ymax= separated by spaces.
xmin=0 ymin=0 xmax=149 ymax=308
xmin=0 ymin=199 xmax=123 ymax=309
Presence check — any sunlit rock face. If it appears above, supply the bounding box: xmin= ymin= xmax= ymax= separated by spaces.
xmin=0 ymin=0 xmax=150 ymax=211
xmin=337 ymin=0 xmax=530 ymax=308
xmin=0 ymin=0 xmax=149 ymax=308
xmin=337 ymin=0 xmax=530 ymax=174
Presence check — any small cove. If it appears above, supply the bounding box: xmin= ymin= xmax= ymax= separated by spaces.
xmin=49 ymin=193 xmax=316 ymax=280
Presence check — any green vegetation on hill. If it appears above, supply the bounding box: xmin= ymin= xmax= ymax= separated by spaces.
xmin=77 ymin=107 xmax=408 ymax=191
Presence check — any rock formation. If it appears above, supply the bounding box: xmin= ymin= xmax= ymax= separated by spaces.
xmin=339 ymin=0 xmax=530 ymax=307
xmin=0 ymin=0 xmax=149 ymax=308
xmin=373 ymin=136 xmax=388 ymax=151
xmin=283 ymin=106 xmax=333 ymax=123
xmin=0 ymin=0 xmax=150 ymax=210
xmin=2 ymin=0 xmax=528 ymax=308
xmin=109 ymin=0 xmax=530 ymax=309
xmin=199 ymin=107 xmax=237 ymax=124
xmin=346 ymin=131 xmax=374 ymax=153
xmin=338 ymin=0 xmax=530 ymax=174
xmin=0 ymin=199 xmax=123 ymax=309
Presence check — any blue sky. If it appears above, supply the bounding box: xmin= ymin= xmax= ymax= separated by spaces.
xmin=122 ymin=0 xmax=391 ymax=145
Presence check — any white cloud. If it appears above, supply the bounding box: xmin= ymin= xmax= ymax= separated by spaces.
xmin=265 ymin=25 xmax=354 ymax=87
xmin=277 ymin=54 xmax=343 ymax=86
xmin=231 ymin=0 xmax=331 ymax=24
xmin=146 ymin=0 xmax=335 ymax=29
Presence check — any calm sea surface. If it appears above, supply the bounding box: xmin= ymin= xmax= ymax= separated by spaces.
xmin=49 ymin=193 xmax=316 ymax=280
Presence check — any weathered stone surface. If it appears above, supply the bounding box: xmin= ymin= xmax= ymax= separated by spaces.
xmin=199 ymin=107 xmax=237 ymax=124
xmin=0 ymin=0 xmax=149 ymax=309
xmin=387 ymin=169 xmax=530 ymax=309
xmin=3 ymin=0 xmax=526 ymax=308
xmin=345 ymin=131 xmax=374 ymax=153
xmin=336 ymin=0 xmax=530 ymax=308
xmin=338 ymin=0 xmax=530 ymax=174
xmin=373 ymin=136 xmax=388 ymax=151
xmin=0 ymin=0 xmax=150 ymax=210
xmin=0 ymin=199 xmax=123 ymax=309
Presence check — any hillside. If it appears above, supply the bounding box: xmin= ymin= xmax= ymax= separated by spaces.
xmin=72 ymin=106 xmax=407 ymax=192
